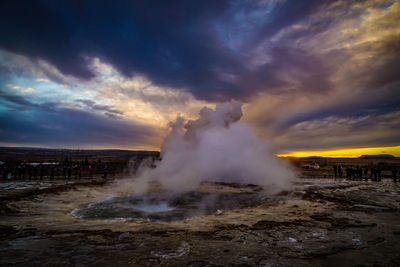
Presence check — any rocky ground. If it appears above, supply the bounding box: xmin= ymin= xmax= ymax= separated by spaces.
xmin=0 ymin=177 xmax=400 ymax=266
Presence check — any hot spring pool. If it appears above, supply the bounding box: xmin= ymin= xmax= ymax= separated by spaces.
xmin=71 ymin=190 xmax=265 ymax=222
xmin=130 ymin=202 xmax=176 ymax=213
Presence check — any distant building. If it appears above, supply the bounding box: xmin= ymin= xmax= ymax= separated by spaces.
xmin=301 ymin=161 xmax=320 ymax=169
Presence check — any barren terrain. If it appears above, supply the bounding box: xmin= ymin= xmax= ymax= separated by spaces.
xmin=1 ymin=175 xmax=400 ymax=266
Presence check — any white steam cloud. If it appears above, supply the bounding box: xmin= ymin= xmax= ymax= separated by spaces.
xmin=133 ymin=101 xmax=296 ymax=194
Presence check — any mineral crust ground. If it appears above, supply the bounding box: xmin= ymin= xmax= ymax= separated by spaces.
xmin=1 ymin=177 xmax=400 ymax=266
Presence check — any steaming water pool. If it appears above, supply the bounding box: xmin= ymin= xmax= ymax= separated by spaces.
xmin=71 ymin=190 xmax=265 ymax=222
xmin=131 ymin=202 xmax=176 ymax=213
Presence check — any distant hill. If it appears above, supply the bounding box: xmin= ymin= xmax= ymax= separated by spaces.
xmin=359 ymin=154 xmax=395 ymax=159
xmin=0 ymin=147 xmax=160 ymax=157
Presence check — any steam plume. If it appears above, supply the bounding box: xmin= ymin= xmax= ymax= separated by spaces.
xmin=134 ymin=101 xmax=295 ymax=193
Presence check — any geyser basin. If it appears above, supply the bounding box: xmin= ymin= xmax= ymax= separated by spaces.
xmin=72 ymin=183 xmax=265 ymax=222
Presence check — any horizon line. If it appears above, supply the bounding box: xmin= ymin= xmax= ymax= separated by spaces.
xmin=1 ymin=145 xmax=400 ymax=159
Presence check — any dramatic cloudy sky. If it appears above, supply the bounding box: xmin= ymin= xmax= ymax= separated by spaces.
xmin=1 ymin=0 xmax=399 ymax=154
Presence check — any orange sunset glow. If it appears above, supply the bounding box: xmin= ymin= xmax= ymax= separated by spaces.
xmin=278 ymin=146 xmax=400 ymax=158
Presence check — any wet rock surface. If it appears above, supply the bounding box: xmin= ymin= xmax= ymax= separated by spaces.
xmin=1 ymin=178 xmax=400 ymax=266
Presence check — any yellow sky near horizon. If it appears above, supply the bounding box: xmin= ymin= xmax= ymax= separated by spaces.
xmin=278 ymin=146 xmax=400 ymax=158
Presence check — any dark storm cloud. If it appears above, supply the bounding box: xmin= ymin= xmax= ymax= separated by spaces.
xmin=241 ymin=0 xmax=324 ymax=48
xmin=0 ymin=1 xmax=94 ymax=79
xmin=1 ymin=0 xmax=400 ymax=151
xmin=276 ymin=35 xmax=400 ymax=129
xmin=276 ymin=110 xmax=400 ymax=151
xmin=285 ymin=101 xmax=400 ymax=131
xmin=0 ymin=90 xmax=59 ymax=112
xmin=239 ymin=46 xmax=334 ymax=97
xmin=0 ymin=91 xmax=159 ymax=146
xmin=354 ymin=36 xmax=400 ymax=91
xmin=0 ymin=0 xmax=330 ymax=101
xmin=0 ymin=92 xmax=35 ymax=107
xmin=77 ymin=99 xmax=123 ymax=117
xmin=0 ymin=100 xmax=159 ymax=147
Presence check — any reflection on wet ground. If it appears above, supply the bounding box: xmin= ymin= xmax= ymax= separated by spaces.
xmin=1 ymin=178 xmax=400 ymax=266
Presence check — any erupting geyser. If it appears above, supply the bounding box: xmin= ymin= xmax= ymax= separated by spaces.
xmin=73 ymin=102 xmax=296 ymax=221
xmin=134 ymin=101 xmax=296 ymax=194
